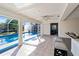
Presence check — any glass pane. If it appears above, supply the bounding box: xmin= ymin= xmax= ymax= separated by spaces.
xmin=52 ymin=25 xmax=56 ymax=30
xmin=22 ymin=22 xmax=40 ymax=43
xmin=0 ymin=16 xmax=18 ymax=53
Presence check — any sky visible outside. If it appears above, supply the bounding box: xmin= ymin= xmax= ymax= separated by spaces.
xmin=0 ymin=16 xmax=7 ymax=24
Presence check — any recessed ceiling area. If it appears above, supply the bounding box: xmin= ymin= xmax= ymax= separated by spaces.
xmin=18 ymin=3 xmax=67 ymax=21
xmin=0 ymin=3 xmax=78 ymax=23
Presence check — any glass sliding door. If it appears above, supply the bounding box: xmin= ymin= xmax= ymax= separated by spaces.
xmin=31 ymin=23 xmax=40 ymax=35
xmin=22 ymin=22 xmax=41 ymax=42
xmin=0 ymin=16 xmax=18 ymax=54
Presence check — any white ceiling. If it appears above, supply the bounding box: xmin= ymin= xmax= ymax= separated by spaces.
xmin=0 ymin=3 xmax=67 ymax=22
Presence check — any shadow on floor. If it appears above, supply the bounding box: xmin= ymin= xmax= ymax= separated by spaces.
xmin=11 ymin=45 xmax=22 ymax=56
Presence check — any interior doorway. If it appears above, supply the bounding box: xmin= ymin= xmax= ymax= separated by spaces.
xmin=50 ymin=23 xmax=58 ymax=35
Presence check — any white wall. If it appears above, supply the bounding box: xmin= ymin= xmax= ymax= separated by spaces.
xmin=59 ymin=6 xmax=79 ymax=37
xmin=59 ymin=19 xmax=79 ymax=37
xmin=41 ymin=19 xmax=59 ymax=35
xmin=43 ymin=23 xmax=50 ymax=35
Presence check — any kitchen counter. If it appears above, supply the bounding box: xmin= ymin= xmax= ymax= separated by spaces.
xmin=66 ymin=33 xmax=79 ymax=39
xmin=65 ymin=32 xmax=79 ymax=56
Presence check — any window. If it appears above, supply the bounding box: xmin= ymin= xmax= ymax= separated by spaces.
xmin=0 ymin=16 xmax=18 ymax=53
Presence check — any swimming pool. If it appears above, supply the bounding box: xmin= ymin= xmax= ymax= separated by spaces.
xmin=0 ymin=32 xmax=38 ymax=54
xmin=0 ymin=34 xmax=18 ymax=45
xmin=0 ymin=32 xmax=37 ymax=45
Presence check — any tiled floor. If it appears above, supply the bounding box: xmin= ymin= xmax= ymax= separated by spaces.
xmin=0 ymin=35 xmax=68 ymax=56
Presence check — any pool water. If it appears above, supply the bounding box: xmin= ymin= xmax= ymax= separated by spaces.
xmin=0 ymin=32 xmax=38 ymax=54
xmin=0 ymin=34 xmax=18 ymax=45
xmin=0 ymin=32 xmax=37 ymax=45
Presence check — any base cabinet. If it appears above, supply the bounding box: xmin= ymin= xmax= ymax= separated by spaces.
xmin=63 ymin=38 xmax=71 ymax=51
xmin=71 ymin=39 xmax=79 ymax=56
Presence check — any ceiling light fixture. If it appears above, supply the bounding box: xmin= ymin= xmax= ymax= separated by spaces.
xmin=42 ymin=15 xmax=60 ymax=20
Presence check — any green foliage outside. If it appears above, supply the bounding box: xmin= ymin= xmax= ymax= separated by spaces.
xmin=9 ymin=19 xmax=18 ymax=33
xmin=0 ymin=18 xmax=18 ymax=35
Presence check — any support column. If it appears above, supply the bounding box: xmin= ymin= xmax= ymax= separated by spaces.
xmin=40 ymin=24 xmax=43 ymax=36
xmin=18 ymin=19 xmax=23 ymax=46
